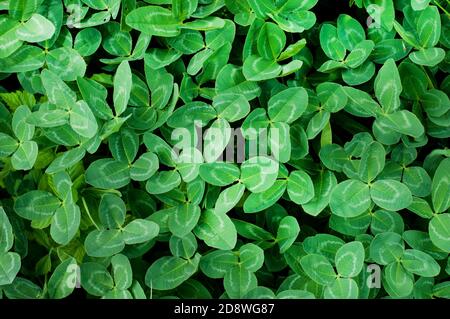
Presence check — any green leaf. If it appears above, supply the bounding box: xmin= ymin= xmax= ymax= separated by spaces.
xmin=50 ymin=204 xmax=81 ymax=246
xmin=16 ymin=13 xmax=55 ymax=43
xmin=46 ymin=147 xmax=86 ymax=174
xmin=358 ymin=141 xmax=385 ymax=183
xmin=268 ymin=87 xmax=308 ymax=124
xmin=223 ymin=266 xmax=257 ymax=298
xmin=168 ymin=203 xmax=201 ymax=237
xmin=194 ymin=209 xmax=237 ymax=250
xmin=214 ymin=183 xmax=246 ymax=215
xmin=369 ymin=232 xmax=405 ymax=265
xmin=200 ymin=250 xmax=238 ymax=279
xmin=416 ymin=5 xmax=441 ymax=48
xmin=287 ymin=170 xmax=314 ymax=205
xmin=111 ymin=254 xmax=133 ymax=290
xmin=243 ymin=55 xmax=282 ymax=81
xmin=113 ymin=61 xmax=132 ymax=117
xmin=324 ymin=278 xmax=358 ymax=299
xmin=74 ymin=28 xmax=102 ymax=57
xmin=243 ymin=180 xmax=287 ymax=213
xmin=241 ymin=156 xmax=279 ymax=193
xmin=145 ymin=254 xmax=200 ymax=290
xmin=12 ymin=105 xmax=34 ymax=142
xmin=11 ymin=140 xmax=38 ymax=171
xmin=0 ymin=133 xmax=18 ymax=157
xmin=213 ymin=93 xmax=250 ymax=122
xmin=329 ymin=180 xmax=371 ymax=218
xmin=199 ymin=162 xmax=240 ymax=186
xmin=172 ymin=0 xmax=198 ymax=21
xmin=335 ymin=241 xmax=364 ymax=278
xmin=203 ymin=118 xmax=231 ymax=163
xmin=69 ymin=100 xmax=98 ymax=139
xmin=0 ymin=207 xmax=13 ymax=254
xmin=276 ymin=216 xmax=300 ymax=253
xmin=374 ymin=58 xmax=402 ymax=113
xmin=431 ymin=158 xmax=450 ymax=214
xmin=122 ymin=219 xmax=159 ymax=245
xmin=370 ymin=179 xmax=412 ymax=211
xmin=302 ymin=170 xmax=337 ymax=216
xmin=0 ymin=252 xmax=21 ymax=286
xmin=345 ymin=40 xmax=374 ymax=69
xmin=337 ymin=14 xmax=365 ymax=51
xmin=239 ymin=243 xmax=264 ymax=272
xmin=85 ymin=159 xmax=131 ymax=190
xmin=383 ymin=262 xmax=414 ymax=298
xmin=409 ymin=47 xmax=445 ymax=67
xmin=14 ymin=190 xmax=60 ymax=221
xmin=401 ymin=249 xmax=440 ymax=277
xmin=429 ymin=214 xmax=450 ymax=253
xmin=80 ymin=262 xmax=114 ymax=297
xmin=379 ymin=110 xmax=425 ymax=138
xmin=130 ymin=152 xmax=159 ymax=182
xmin=98 ymin=194 xmax=125 ymax=229
xmin=257 ymin=22 xmax=286 ymax=60
xmin=146 ymin=170 xmax=181 ymax=194
xmin=300 ymin=254 xmax=336 ymax=286
xmin=47 ymin=258 xmax=78 ymax=299
xmin=320 ymin=24 xmax=346 ymax=61
xmin=84 ymin=229 xmax=125 ymax=257
xmin=46 ymin=47 xmax=86 ymax=81
xmin=126 ymin=5 xmax=181 ymax=37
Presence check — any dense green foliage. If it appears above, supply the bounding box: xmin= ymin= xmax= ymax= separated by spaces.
xmin=0 ymin=0 xmax=449 ymax=299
